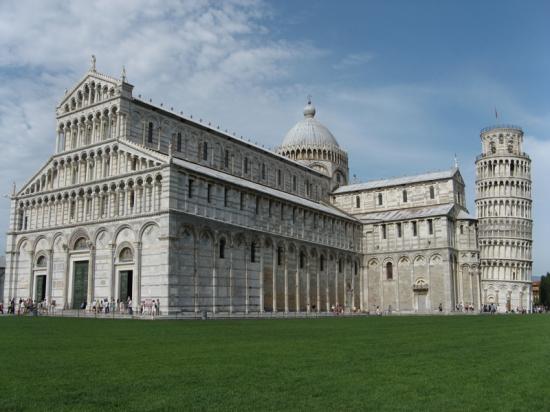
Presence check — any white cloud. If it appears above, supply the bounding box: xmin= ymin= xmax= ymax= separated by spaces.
xmin=333 ymin=52 xmax=374 ymax=70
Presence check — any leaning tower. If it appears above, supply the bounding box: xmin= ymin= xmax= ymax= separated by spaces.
xmin=475 ymin=125 xmax=533 ymax=312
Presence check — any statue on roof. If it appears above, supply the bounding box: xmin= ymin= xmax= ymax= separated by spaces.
xmin=90 ymin=55 xmax=96 ymax=72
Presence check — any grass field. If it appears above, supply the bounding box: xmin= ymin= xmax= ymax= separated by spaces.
xmin=1 ymin=315 xmax=549 ymax=411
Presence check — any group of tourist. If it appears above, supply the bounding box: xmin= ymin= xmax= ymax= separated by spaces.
xmin=84 ymin=297 xmax=161 ymax=316
xmin=481 ymin=303 xmax=528 ymax=314
xmin=1 ymin=297 xmax=57 ymax=315
xmin=455 ymin=302 xmax=476 ymax=312
xmin=0 ymin=297 xmax=161 ymax=317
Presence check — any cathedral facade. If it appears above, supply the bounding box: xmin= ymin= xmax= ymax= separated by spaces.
xmin=2 ymin=62 xmax=531 ymax=314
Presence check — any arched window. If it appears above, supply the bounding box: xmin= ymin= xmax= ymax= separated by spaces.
xmin=147 ymin=122 xmax=153 ymax=143
xmin=378 ymin=193 xmax=383 ymax=206
xmin=119 ymin=247 xmax=133 ymax=262
xmin=354 ymin=261 xmax=358 ymax=275
xmin=356 ymin=196 xmax=361 ymax=208
xmin=338 ymin=259 xmax=342 ymax=273
xmin=386 ymin=262 xmax=393 ymax=280
xmin=176 ymin=132 xmax=182 ymax=152
xmin=36 ymin=255 xmax=47 ymax=268
xmin=300 ymin=252 xmax=305 ymax=269
xmin=320 ymin=255 xmax=325 ymax=271
xmin=224 ymin=150 xmax=230 ymax=168
xmin=277 ymin=247 xmax=283 ymax=266
xmin=202 ymin=142 xmax=208 ymax=161
xmin=402 ymin=190 xmax=408 ymax=203
xmin=219 ymin=238 xmax=226 ymax=259
xmin=74 ymin=237 xmax=88 ymax=250
xmin=250 ymin=242 xmax=256 ymax=263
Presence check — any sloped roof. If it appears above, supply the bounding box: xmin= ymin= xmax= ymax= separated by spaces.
xmin=171 ymin=157 xmax=358 ymax=222
xmin=456 ymin=209 xmax=476 ymax=220
xmin=355 ymin=204 xmax=455 ymax=223
xmin=333 ymin=168 xmax=459 ymax=194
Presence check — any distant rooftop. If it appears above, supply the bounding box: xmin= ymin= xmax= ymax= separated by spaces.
xmin=333 ymin=168 xmax=459 ymax=194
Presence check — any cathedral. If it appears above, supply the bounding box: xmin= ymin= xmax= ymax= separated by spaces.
xmin=2 ymin=60 xmax=532 ymax=315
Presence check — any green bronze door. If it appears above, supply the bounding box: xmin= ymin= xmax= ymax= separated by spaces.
xmin=119 ymin=270 xmax=133 ymax=301
xmin=35 ymin=275 xmax=46 ymax=303
xmin=73 ymin=261 xmax=89 ymax=309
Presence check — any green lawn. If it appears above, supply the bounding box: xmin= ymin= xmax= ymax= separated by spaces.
xmin=1 ymin=315 xmax=549 ymax=411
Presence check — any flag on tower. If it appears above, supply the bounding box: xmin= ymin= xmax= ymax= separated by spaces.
xmin=494 ymin=107 xmax=499 ymax=120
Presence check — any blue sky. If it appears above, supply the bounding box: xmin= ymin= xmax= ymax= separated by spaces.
xmin=0 ymin=0 xmax=548 ymax=274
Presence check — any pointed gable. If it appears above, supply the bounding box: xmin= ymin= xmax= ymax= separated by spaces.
xmin=57 ymin=69 xmax=121 ymax=116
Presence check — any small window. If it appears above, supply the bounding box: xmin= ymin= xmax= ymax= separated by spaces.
xmin=356 ymin=196 xmax=361 ymax=208
xmin=378 ymin=193 xmax=383 ymax=206
xmin=255 ymin=196 xmax=260 ymax=214
xmin=36 ymin=255 xmax=47 ymax=268
xmin=147 ymin=122 xmax=153 ymax=143
xmin=292 ymin=207 xmax=296 ymax=223
xmin=320 ymin=255 xmax=325 ymax=271
xmin=129 ymin=191 xmax=135 ymax=208
xmin=224 ymin=150 xmax=230 ymax=168
xmin=460 ymin=225 xmax=464 ymax=235
xmin=386 ymin=262 xmax=393 ymax=280
xmin=70 ymin=201 xmax=76 ymax=219
xmin=277 ymin=247 xmax=283 ymax=266
xmin=428 ymin=219 xmax=433 ymax=235
xmin=119 ymin=247 xmax=133 ymax=262
xmin=338 ymin=259 xmax=343 ymax=273
xmin=412 ymin=221 xmax=417 ymax=236
xmin=207 ymin=184 xmax=212 ymax=203
xmin=300 ymin=253 xmax=305 ymax=269
xmin=250 ymin=242 xmax=256 ymax=263
xmin=188 ymin=179 xmax=194 ymax=198
xmin=268 ymin=199 xmax=272 ymax=217
xmin=280 ymin=203 xmax=284 ymax=220
xmin=202 ymin=142 xmax=208 ymax=161
xmin=429 ymin=186 xmax=435 ymax=199
xmin=277 ymin=169 xmax=282 ymax=186
xmin=381 ymin=224 xmax=387 ymax=240
xmin=219 ymin=238 xmax=226 ymax=259
xmin=244 ymin=157 xmax=249 ymax=174
xmin=397 ymin=222 xmax=402 ymax=238
xmin=224 ymin=187 xmax=229 ymax=207
xmin=402 ymin=190 xmax=408 ymax=203
xmin=293 ymin=176 xmax=297 ymax=191
xmin=240 ymin=192 xmax=245 ymax=210
xmin=176 ymin=132 xmax=182 ymax=152
xmin=261 ymin=163 xmax=266 ymax=180
xmin=74 ymin=237 xmax=88 ymax=250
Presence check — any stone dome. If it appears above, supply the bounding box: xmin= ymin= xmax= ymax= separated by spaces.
xmin=281 ymin=101 xmax=340 ymax=149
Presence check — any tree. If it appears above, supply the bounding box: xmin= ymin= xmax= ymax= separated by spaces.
xmin=539 ymin=273 xmax=550 ymax=308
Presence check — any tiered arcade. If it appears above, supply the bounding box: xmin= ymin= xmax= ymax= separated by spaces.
xmin=475 ymin=125 xmax=532 ymax=311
